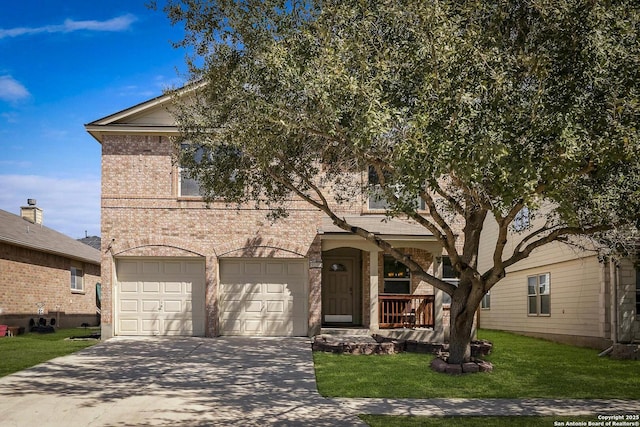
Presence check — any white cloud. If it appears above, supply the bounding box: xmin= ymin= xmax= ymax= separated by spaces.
xmin=0 ymin=174 xmax=100 ymax=239
xmin=0 ymin=75 xmax=30 ymax=102
xmin=0 ymin=14 xmax=137 ymax=39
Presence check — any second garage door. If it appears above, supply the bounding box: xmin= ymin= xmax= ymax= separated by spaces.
xmin=219 ymin=258 xmax=308 ymax=336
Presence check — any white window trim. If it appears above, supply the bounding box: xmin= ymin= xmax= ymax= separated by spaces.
xmin=527 ymin=273 xmax=550 ymax=316
xmin=70 ymin=266 xmax=84 ymax=293
xmin=481 ymin=291 xmax=491 ymax=310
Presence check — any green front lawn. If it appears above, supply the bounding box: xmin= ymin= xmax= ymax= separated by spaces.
xmin=314 ymin=329 xmax=640 ymax=399
xmin=0 ymin=328 xmax=99 ymax=377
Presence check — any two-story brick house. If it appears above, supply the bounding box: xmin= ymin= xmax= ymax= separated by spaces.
xmin=86 ymin=92 xmax=449 ymax=340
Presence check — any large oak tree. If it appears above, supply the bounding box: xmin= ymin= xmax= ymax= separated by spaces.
xmin=155 ymin=0 xmax=640 ymax=364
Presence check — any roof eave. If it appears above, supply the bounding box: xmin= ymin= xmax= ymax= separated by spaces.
xmin=85 ymin=125 xmax=180 ymax=144
xmin=0 ymin=237 xmax=101 ymax=265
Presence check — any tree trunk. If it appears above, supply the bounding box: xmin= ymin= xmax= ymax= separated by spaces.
xmin=447 ymin=286 xmax=478 ymax=365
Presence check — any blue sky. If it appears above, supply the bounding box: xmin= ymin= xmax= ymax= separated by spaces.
xmin=0 ymin=1 xmax=188 ymax=239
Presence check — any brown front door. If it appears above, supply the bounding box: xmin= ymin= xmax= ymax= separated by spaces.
xmin=323 ymin=258 xmax=354 ymax=323
xmin=322 ymin=247 xmax=362 ymax=325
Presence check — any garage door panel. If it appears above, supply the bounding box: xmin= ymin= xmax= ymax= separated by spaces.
xmin=120 ymin=282 xmax=138 ymax=293
xmin=141 ymin=319 xmax=160 ymax=333
xmin=244 ymin=262 xmax=263 ymax=275
xmin=142 ymin=300 xmax=160 ymax=312
xmin=164 ymin=282 xmax=183 ymax=293
xmin=142 ymin=282 xmax=160 ymax=293
xmin=163 ymin=300 xmax=183 ymax=313
xmin=117 ymin=261 xmax=139 ymax=275
xmin=120 ymin=300 xmax=139 ymax=312
xmin=244 ymin=283 xmax=261 ymax=293
xmin=266 ymin=300 xmax=285 ymax=313
xmin=266 ymin=283 xmax=284 ymax=293
xmin=142 ymin=261 xmax=161 ymax=274
xmin=116 ymin=258 xmax=205 ymax=336
xmin=266 ymin=263 xmax=284 ymax=275
xmin=219 ymin=318 xmax=243 ymax=333
xmin=244 ymin=320 xmax=263 ymax=333
xmin=163 ymin=262 xmax=182 ymax=274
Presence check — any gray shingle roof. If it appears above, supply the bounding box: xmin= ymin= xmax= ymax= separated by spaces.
xmin=0 ymin=209 xmax=101 ymax=264
xmin=320 ymin=215 xmax=433 ymax=237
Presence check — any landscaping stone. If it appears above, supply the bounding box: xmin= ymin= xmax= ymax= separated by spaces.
xmin=312 ymin=335 xmax=403 ymax=355
xmin=477 ymin=360 xmax=494 ymax=373
xmin=462 ymin=362 xmax=480 ymax=373
xmin=430 ymin=357 xmax=448 ymax=373
xmin=312 ymin=334 xmax=494 ymax=374
xmin=445 ymin=363 xmax=463 ymax=375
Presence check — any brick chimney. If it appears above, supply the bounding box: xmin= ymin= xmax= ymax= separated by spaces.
xmin=21 ymin=199 xmax=43 ymax=225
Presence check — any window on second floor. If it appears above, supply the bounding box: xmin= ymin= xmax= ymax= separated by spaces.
xmin=367 ymin=166 xmax=425 ymax=211
xmin=71 ymin=266 xmax=84 ymax=292
xmin=528 ymin=273 xmax=550 ymax=316
xmin=513 ymin=206 xmax=530 ymax=232
xmin=179 ymin=144 xmax=204 ymax=197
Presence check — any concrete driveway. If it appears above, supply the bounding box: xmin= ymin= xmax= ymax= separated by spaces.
xmin=0 ymin=337 xmax=365 ymax=426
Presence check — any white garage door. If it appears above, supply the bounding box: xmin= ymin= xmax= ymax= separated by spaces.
xmin=219 ymin=258 xmax=308 ymax=336
xmin=115 ymin=258 xmax=206 ymax=336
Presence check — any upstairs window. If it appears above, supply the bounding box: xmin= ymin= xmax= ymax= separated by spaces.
xmin=528 ymin=273 xmax=550 ymax=316
xmin=71 ymin=267 xmax=84 ymax=292
xmin=383 ymin=255 xmax=411 ymax=294
xmin=179 ymin=144 xmax=204 ymax=197
xmin=513 ymin=206 xmax=530 ymax=232
xmin=367 ymin=166 xmax=425 ymax=210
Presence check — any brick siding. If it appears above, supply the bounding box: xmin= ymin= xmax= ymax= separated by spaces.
xmin=0 ymin=242 xmax=100 ymax=329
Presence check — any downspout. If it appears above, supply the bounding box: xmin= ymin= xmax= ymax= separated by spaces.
xmin=611 ymin=259 xmax=619 ymax=345
xmin=599 ymin=258 xmax=619 ymax=357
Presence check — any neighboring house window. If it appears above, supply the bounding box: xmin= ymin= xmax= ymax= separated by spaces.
xmin=383 ymin=255 xmax=411 ymax=294
xmin=528 ymin=273 xmax=550 ymax=316
xmin=440 ymin=256 xmax=459 ymax=305
xmin=71 ymin=267 xmax=84 ymax=292
xmin=481 ymin=291 xmax=491 ymax=309
xmin=367 ymin=166 xmax=425 ymax=210
xmin=179 ymin=143 xmax=204 ymax=197
xmin=513 ymin=206 xmax=530 ymax=232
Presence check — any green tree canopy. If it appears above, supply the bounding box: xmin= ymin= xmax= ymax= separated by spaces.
xmin=158 ymin=0 xmax=640 ymax=364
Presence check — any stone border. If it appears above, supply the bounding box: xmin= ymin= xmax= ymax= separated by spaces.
xmin=312 ymin=334 xmax=493 ymax=359
xmin=430 ymin=357 xmax=494 ymax=374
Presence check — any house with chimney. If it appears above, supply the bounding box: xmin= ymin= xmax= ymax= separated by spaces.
xmin=0 ymin=200 xmax=101 ymax=332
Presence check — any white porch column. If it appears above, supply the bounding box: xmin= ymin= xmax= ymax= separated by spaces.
xmin=369 ymin=250 xmax=380 ymax=331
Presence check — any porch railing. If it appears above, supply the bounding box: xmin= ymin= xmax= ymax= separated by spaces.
xmin=379 ymin=294 xmax=435 ymax=329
